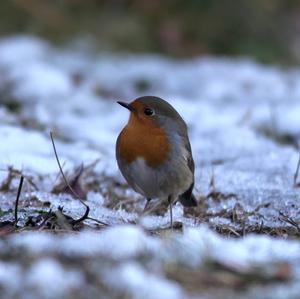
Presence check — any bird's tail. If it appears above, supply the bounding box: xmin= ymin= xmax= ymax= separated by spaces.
xmin=178 ymin=183 xmax=198 ymax=207
xmin=179 ymin=193 xmax=197 ymax=207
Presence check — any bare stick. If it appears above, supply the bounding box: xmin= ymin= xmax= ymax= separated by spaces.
xmin=50 ymin=132 xmax=82 ymax=200
xmin=72 ymin=205 xmax=90 ymax=225
xmin=50 ymin=131 xmax=90 ymax=225
xmin=279 ymin=211 xmax=300 ymax=234
xmin=87 ymin=216 xmax=109 ymax=226
xmin=37 ymin=209 xmax=53 ymax=230
xmin=14 ymin=176 xmax=24 ymax=226
xmin=49 ymin=132 xmax=110 ymax=227
xmin=209 ymin=166 xmax=216 ymax=192
xmin=294 ymin=150 xmax=300 ymax=186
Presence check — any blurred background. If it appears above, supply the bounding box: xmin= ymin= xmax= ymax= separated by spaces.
xmin=1 ymin=0 xmax=300 ymax=64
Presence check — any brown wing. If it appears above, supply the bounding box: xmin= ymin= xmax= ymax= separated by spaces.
xmin=178 ymin=138 xmax=197 ymax=207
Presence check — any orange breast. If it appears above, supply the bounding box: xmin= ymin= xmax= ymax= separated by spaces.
xmin=117 ymin=116 xmax=171 ymax=168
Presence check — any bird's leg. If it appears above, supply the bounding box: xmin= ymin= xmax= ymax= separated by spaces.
xmin=168 ymin=195 xmax=173 ymax=229
xmin=143 ymin=198 xmax=152 ymax=212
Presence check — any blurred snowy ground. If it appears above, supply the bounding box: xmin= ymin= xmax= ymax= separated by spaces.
xmin=0 ymin=36 xmax=300 ymax=298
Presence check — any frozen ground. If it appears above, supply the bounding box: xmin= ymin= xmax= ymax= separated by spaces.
xmin=0 ymin=35 xmax=300 ymax=298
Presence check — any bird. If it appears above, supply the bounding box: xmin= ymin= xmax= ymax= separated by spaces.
xmin=116 ymin=96 xmax=197 ymax=227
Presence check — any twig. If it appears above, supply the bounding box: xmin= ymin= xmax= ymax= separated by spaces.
xmin=279 ymin=211 xmax=300 ymax=234
xmin=294 ymin=149 xmax=300 ymax=186
xmin=37 ymin=209 xmax=54 ymax=230
xmin=50 ymin=131 xmax=90 ymax=224
xmin=72 ymin=205 xmax=90 ymax=225
xmin=87 ymin=216 xmax=109 ymax=226
xmin=52 ymin=160 xmax=67 ymax=187
xmin=226 ymin=226 xmax=240 ymax=237
xmin=14 ymin=176 xmax=24 ymax=226
xmin=209 ymin=166 xmax=216 ymax=191
xmin=50 ymin=132 xmax=82 ymax=200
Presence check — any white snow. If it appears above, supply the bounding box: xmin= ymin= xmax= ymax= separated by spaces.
xmin=26 ymin=258 xmax=84 ymax=298
xmin=0 ymin=35 xmax=300 ymax=298
xmin=2 ymin=225 xmax=300 ymax=298
xmin=0 ymin=262 xmax=22 ymax=293
xmin=106 ymin=262 xmax=183 ymax=299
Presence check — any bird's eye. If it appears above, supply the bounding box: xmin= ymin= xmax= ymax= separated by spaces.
xmin=144 ymin=108 xmax=154 ymax=116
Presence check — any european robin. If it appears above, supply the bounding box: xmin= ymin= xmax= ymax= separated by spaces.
xmin=116 ymin=96 xmax=197 ymax=227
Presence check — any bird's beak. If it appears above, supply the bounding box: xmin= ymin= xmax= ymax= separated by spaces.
xmin=117 ymin=101 xmax=134 ymax=112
